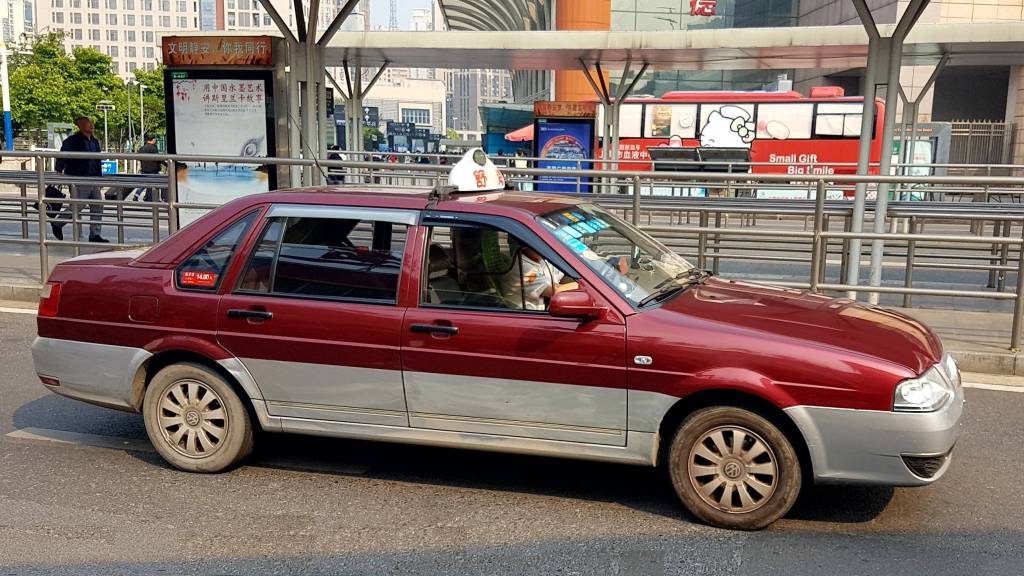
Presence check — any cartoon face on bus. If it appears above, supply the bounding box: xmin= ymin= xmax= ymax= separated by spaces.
xmin=699 ymin=105 xmax=755 ymax=149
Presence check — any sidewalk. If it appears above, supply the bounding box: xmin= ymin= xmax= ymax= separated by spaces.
xmin=0 ymin=251 xmax=1020 ymax=375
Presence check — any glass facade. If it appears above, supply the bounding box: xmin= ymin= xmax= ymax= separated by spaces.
xmin=610 ymin=0 xmax=797 ymax=95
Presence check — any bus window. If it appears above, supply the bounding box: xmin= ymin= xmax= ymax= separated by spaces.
xmin=756 ymin=103 xmax=813 ymax=140
xmin=815 ymin=103 xmax=864 ymax=138
xmin=619 ymin=104 xmax=644 ymax=138
xmin=645 ymin=104 xmax=697 ymax=139
xmin=596 ymin=104 xmax=644 ymax=138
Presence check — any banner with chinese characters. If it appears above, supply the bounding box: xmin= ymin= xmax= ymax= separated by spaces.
xmin=162 ymin=36 xmax=273 ymax=67
xmin=690 ymin=0 xmax=717 ymax=16
xmin=165 ymin=69 xmax=275 ymax=225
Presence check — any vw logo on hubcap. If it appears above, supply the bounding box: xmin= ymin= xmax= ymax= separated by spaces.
xmin=723 ymin=460 xmax=743 ymax=479
xmin=184 ymin=410 xmax=201 ymax=427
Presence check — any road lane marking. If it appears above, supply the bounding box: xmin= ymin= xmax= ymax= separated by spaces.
xmin=4 ymin=426 xmax=371 ymax=475
xmin=0 ymin=306 xmax=35 ymax=315
xmin=963 ymin=382 xmax=1024 ymax=393
xmin=6 ymin=427 xmax=153 ymax=452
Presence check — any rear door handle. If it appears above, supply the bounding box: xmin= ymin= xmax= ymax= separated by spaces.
xmin=227 ymin=309 xmax=273 ymax=320
xmin=410 ymin=323 xmax=458 ymax=335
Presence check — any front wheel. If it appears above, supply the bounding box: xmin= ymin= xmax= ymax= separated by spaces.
xmin=667 ymin=406 xmax=802 ymax=530
xmin=143 ymin=362 xmax=254 ymax=473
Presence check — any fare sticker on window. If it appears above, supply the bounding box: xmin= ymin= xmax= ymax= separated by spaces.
xmin=181 ymin=271 xmax=218 ymax=288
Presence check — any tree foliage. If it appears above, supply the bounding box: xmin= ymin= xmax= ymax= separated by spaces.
xmin=7 ymin=32 xmax=166 ymax=148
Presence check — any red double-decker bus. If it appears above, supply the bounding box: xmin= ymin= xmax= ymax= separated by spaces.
xmin=597 ymin=87 xmax=885 ymax=176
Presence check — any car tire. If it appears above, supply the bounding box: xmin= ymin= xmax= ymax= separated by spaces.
xmin=667 ymin=406 xmax=802 ymax=530
xmin=142 ymin=362 xmax=254 ymax=473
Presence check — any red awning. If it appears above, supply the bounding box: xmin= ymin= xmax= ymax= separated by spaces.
xmin=504 ymin=124 xmax=534 ymax=142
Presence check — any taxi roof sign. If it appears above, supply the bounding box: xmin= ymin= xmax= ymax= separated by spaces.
xmin=447 ymin=148 xmax=506 ymax=193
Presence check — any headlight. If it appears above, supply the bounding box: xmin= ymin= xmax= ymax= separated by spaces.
xmin=894 ymin=366 xmax=954 ymax=412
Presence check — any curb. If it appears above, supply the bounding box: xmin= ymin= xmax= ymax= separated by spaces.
xmin=0 ymin=282 xmax=40 ymax=303
xmin=948 ymin=350 xmax=1024 ymax=377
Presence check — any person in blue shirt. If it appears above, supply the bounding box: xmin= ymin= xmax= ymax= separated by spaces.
xmin=53 ymin=116 xmax=107 ymax=242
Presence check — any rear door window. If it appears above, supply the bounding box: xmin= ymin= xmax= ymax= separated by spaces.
xmin=175 ymin=210 xmax=258 ymax=291
xmin=236 ymin=213 xmax=408 ymax=304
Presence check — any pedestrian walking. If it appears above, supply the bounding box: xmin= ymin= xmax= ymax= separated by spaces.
xmin=53 ymin=116 xmax=107 ymax=242
xmin=137 ymin=133 xmax=163 ymax=202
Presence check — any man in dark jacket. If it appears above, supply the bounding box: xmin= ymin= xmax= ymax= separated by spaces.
xmin=137 ymin=134 xmax=162 ymax=202
xmin=54 ymin=116 xmax=107 ymax=242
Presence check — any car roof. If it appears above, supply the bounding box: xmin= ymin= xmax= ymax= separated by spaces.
xmin=252 ymin=186 xmax=587 ymax=217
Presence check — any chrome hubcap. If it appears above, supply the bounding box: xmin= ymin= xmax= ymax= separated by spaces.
xmin=687 ymin=425 xmax=778 ymax=514
xmin=158 ymin=379 xmax=228 ymax=458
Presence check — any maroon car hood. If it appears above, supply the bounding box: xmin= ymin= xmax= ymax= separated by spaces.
xmin=657 ymin=277 xmax=943 ymax=375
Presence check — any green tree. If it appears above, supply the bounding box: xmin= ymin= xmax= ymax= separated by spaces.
xmin=7 ymin=32 xmax=166 ymax=148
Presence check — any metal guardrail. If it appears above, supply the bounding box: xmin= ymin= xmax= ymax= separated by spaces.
xmin=3 ymin=150 xmax=1024 ymax=349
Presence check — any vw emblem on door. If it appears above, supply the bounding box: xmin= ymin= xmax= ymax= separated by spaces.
xmin=633 ymin=355 xmax=653 ymax=366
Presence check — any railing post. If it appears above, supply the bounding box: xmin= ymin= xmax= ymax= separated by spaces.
xmin=712 ymin=211 xmax=722 ymax=275
xmin=999 ymin=220 xmax=1011 ymax=292
xmin=166 ymin=159 xmax=179 ymax=233
xmin=697 ymin=211 xmax=709 ymax=270
xmin=903 ymin=216 xmax=916 ymax=308
xmin=19 ymin=180 xmax=28 ymax=239
xmin=810 ymin=180 xmax=826 ymax=292
xmin=631 ymin=176 xmax=641 ymax=226
xmin=36 ymin=156 xmax=48 ymax=283
xmin=988 ymin=220 xmax=1001 ymax=289
xmin=1011 ymin=223 xmax=1024 ymax=351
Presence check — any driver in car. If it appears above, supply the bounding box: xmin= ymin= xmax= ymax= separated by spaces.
xmin=512 ymin=246 xmax=573 ymax=310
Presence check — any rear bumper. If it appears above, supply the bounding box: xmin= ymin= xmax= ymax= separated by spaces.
xmin=31 ymin=337 xmax=151 ymax=411
xmin=784 ymin=385 xmax=964 ymax=486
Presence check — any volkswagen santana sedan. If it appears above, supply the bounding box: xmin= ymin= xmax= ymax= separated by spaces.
xmin=32 ymin=151 xmax=962 ymax=529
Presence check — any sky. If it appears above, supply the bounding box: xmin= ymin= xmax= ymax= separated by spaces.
xmin=366 ymin=0 xmax=433 ymax=30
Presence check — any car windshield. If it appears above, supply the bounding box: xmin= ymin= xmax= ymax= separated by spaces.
xmin=538 ymin=204 xmax=694 ymax=306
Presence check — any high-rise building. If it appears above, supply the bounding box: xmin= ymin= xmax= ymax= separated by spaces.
xmin=1 ymin=0 xmax=33 ymax=45
xmin=447 ymin=68 xmax=513 ymax=132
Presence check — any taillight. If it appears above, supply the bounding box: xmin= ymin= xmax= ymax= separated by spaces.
xmin=38 ymin=281 xmax=62 ymax=317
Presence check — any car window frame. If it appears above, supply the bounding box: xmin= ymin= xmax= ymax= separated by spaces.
xmin=418 ymin=212 xmax=580 ymax=315
xmin=174 ymin=208 xmax=260 ymax=294
xmin=230 ymin=204 xmax=416 ymax=307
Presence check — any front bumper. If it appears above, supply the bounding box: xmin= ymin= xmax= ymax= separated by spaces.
xmin=784 ymin=383 xmax=964 ymax=486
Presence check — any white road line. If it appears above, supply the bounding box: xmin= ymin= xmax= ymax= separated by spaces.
xmin=4 ymin=426 xmax=371 ymax=475
xmin=963 ymin=382 xmax=1024 ymax=393
xmin=6 ymin=427 xmax=153 ymax=452
xmin=0 ymin=306 xmax=35 ymax=315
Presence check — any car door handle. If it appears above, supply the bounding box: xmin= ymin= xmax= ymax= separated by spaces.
xmin=410 ymin=323 xmax=458 ymax=335
xmin=227 ymin=309 xmax=273 ymax=320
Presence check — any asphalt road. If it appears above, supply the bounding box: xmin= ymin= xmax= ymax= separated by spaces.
xmin=2 ymin=308 xmax=1024 ymax=575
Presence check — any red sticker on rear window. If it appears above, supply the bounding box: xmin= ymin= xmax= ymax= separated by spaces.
xmin=181 ymin=271 xmax=218 ymax=288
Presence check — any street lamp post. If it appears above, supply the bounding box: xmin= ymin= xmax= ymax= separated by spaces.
xmin=0 ymin=44 xmax=13 ymax=150
xmin=139 ymin=83 xmax=146 ymax=140
xmin=96 ymin=100 xmax=115 ymax=152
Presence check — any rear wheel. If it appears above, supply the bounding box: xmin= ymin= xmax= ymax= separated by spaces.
xmin=143 ymin=362 xmax=253 ymax=473
xmin=667 ymin=406 xmax=801 ymax=530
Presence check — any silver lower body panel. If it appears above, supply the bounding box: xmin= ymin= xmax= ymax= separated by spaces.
xmin=31 ymin=337 xmax=152 ymax=410
xmin=785 ymin=389 xmax=964 ymax=486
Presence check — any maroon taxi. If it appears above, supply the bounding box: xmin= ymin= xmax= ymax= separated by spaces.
xmin=32 ymin=153 xmax=962 ymax=529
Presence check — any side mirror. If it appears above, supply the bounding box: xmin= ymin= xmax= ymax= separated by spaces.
xmin=549 ymin=289 xmax=605 ymax=320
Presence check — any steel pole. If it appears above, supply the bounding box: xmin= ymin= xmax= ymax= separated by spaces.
xmin=103 ymin=110 xmax=109 ymax=152
xmin=36 ymin=156 xmax=48 ymax=281
xmin=810 ymin=179 xmax=826 ymax=292
xmin=845 ymin=36 xmax=879 ymax=298
xmin=1012 ymin=224 xmax=1024 ymax=351
xmin=867 ymin=35 xmax=906 ymax=305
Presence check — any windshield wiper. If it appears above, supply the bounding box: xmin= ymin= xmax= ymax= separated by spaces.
xmin=638 ymin=268 xmax=713 ymax=308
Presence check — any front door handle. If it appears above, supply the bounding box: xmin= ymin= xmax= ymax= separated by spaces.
xmin=227 ymin=308 xmax=273 ymax=320
xmin=410 ymin=323 xmax=458 ymax=336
